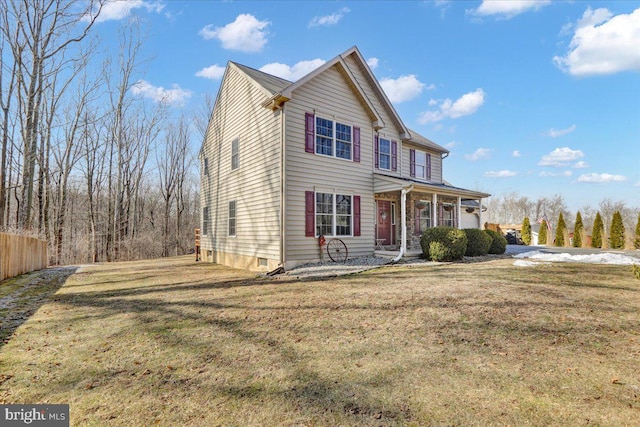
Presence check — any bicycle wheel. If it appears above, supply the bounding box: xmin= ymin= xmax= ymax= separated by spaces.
xmin=326 ymin=238 xmax=348 ymax=263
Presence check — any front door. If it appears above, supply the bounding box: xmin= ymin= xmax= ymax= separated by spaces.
xmin=377 ymin=200 xmax=391 ymax=245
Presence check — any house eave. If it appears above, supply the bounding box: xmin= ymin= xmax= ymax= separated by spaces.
xmin=374 ymin=173 xmax=491 ymax=199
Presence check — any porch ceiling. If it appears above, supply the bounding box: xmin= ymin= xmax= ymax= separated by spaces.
xmin=373 ymin=173 xmax=491 ymax=199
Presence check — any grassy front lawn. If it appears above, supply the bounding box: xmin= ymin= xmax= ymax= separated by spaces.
xmin=1 ymin=256 xmax=638 ymax=426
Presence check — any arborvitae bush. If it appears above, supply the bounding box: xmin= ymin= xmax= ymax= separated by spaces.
xmin=592 ymin=212 xmax=604 ymax=248
xmin=609 ymin=210 xmax=625 ymax=249
xmin=635 ymin=213 xmax=640 ymax=250
xmin=539 ymin=220 xmax=548 ymax=245
xmin=573 ymin=211 xmax=584 ymax=248
xmin=484 ymin=229 xmax=507 ymax=254
xmin=463 ymin=228 xmax=492 ymax=256
xmin=555 ymin=213 xmax=567 ymax=247
xmin=522 ymin=217 xmax=532 ymax=245
xmin=420 ymin=227 xmax=467 ymax=262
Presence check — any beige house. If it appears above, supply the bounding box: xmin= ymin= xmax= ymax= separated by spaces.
xmin=199 ymin=46 xmax=489 ymax=271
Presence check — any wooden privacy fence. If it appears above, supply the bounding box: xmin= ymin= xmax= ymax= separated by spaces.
xmin=0 ymin=233 xmax=48 ymax=282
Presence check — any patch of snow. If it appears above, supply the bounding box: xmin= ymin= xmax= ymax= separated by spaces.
xmin=513 ymin=250 xmax=637 ymax=265
xmin=513 ymin=260 xmax=545 ymax=267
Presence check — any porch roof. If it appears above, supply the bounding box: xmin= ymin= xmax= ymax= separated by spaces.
xmin=373 ymin=173 xmax=491 ymax=199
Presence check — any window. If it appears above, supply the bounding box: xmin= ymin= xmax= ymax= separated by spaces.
xmin=419 ymin=204 xmax=431 ymax=231
xmin=228 ymin=200 xmax=236 ymax=236
xmin=379 ymin=138 xmax=391 ymax=170
xmin=231 ymin=138 xmax=239 ymax=170
xmin=415 ymin=201 xmax=431 ymax=234
xmin=204 ymin=158 xmax=209 ymax=175
xmin=315 ymin=116 xmax=352 ymax=160
xmin=202 ymin=207 xmax=209 ymax=235
xmin=441 ymin=205 xmax=454 ymax=227
xmin=415 ymin=151 xmax=426 ymax=179
xmin=410 ymin=149 xmax=431 ymax=180
xmin=315 ymin=192 xmax=352 ymax=237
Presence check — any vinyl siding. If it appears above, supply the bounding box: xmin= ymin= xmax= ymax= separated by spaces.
xmin=284 ymin=64 xmax=376 ymax=264
xmin=401 ymin=144 xmax=444 ymax=183
xmin=200 ymin=64 xmax=281 ymax=262
xmin=342 ymin=54 xmax=404 ymax=177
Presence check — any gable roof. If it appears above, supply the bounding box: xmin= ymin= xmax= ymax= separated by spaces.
xmin=406 ymin=128 xmax=449 ymax=154
xmin=231 ymin=62 xmax=291 ymax=95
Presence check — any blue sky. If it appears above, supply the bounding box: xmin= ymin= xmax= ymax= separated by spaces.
xmin=90 ymin=0 xmax=640 ymax=211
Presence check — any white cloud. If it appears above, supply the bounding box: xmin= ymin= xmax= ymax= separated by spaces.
xmin=131 ymin=80 xmax=192 ymax=106
xmin=367 ymin=57 xmax=379 ymax=70
xmin=465 ymin=147 xmax=492 ymax=161
xmin=259 ymin=59 xmax=326 ymax=81
xmin=538 ymin=147 xmax=584 ymax=167
xmin=445 ymin=141 xmax=457 ymax=149
xmin=546 ymin=124 xmax=576 ymax=138
xmin=512 ymin=150 xmax=521 ymax=157
xmin=577 ymin=173 xmax=628 ymax=183
xmin=471 ymin=0 xmax=551 ymax=19
xmin=573 ymin=161 xmax=590 ymax=169
xmin=418 ymin=88 xmax=485 ymax=123
xmin=308 ymin=7 xmax=350 ymax=28
xmin=553 ymin=7 xmax=640 ymax=76
xmin=85 ymin=0 xmax=164 ymax=22
xmin=195 ymin=64 xmax=225 ymax=80
xmin=635 ymin=181 xmax=640 ymax=187
xmin=484 ymin=170 xmax=517 ymax=178
xmin=380 ymin=75 xmax=428 ymax=104
xmin=200 ymin=14 xmax=270 ymax=53
xmin=539 ymin=170 xmax=572 ymax=177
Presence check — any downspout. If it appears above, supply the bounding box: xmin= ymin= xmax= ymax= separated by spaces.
xmin=279 ymin=103 xmax=286 ymax=269
xmin=392 ymin=184 xmax=413 ymax=263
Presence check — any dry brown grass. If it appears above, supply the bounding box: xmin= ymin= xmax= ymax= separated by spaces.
xmin=1 ymin=256 xmax=639 ymax=426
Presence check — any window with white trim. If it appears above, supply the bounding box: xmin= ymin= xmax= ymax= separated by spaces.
xmin=204 ymin=158 xmax=209 ymax=175
xmin=228 ymin=200 xmax=236 ymax=236
xmin=419 ymin=204 xmax=431 ymax=231
xmin=316 ymin=117 xmax=352 ymax=160
xmin=379 ymin=138 xmax=391 ymax=170
xmin=315 ymin=192 xmax=352 ymax=237
xmin=231 ymin=138 xmax=239 ymax=170
xmin=202 ymin=207 xmax=209 ymax=235
xmin=415 ymin=151 xmax=427 ymax=179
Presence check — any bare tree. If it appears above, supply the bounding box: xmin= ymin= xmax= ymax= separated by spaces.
xmin=0 ymin=0 xmax=103 ymax=229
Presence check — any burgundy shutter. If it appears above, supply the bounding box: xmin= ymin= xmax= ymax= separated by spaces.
xmin=305 ymin=113 xmax=315 ymax=153
xmin=353 ymin=195 xmax=361 ymax=236
xmin=374 ymin=135 xmax=379 ymax=169
xmin=426 ymin=154 xmax=432 ymax=180
xmin=305 ymin=191 xmax=315 ymax=237
xmin=353 ymin=127 xmax=360 ymax=162
xmin=414 ymin=205 xmax=421 ymax=235
xmin=410 ymin=149 xmax=416 ymax=177
xmin=391 ymin=140 xmax=398 ymax=171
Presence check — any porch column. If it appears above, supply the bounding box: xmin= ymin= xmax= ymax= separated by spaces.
xmin=479 ymin=198 xmax=483 ymax=229
xmin=457 ymin=196 xmax=462 ymax=229
xmin=432 ymin=193 xmax=437 ymax=227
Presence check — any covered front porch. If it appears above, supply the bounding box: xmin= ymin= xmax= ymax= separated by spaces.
xmin=373 ymin=173 xmax=490 ymax=256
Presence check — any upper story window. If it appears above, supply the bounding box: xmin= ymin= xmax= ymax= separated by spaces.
xmin=379 ymin=138 xmax=391 ymax=170
xmin=204 ymin=158 xmax=209 ymax=175
xmin=410 ymin=149 xmax=431 ymax=180
xmin=315 ymin=117 xmax=352 ymax=160
xmin=231 ymin=138 xmax=239 ymax=170
xmin=305 ymin=112 xmax=360 ymax=162
xmin=375 ymin=136 xmax=397 ymax=171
